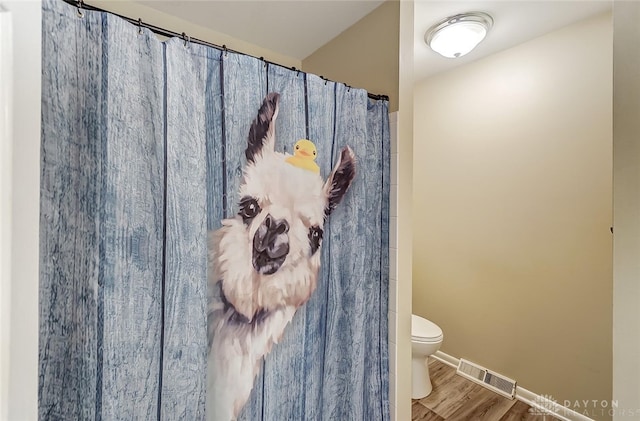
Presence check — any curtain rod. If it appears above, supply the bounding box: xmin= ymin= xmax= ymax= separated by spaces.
xmin=62 ymin=0 xmax=391 ymax=102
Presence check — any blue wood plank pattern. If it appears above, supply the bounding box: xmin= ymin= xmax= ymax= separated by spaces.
xmin=220 ymin=53 xmax=267 ymax=217
xmin=161 ymin=40 xmax=213 ymax=420
xmin=321 ymin=85 xmax=369 ymax=419
xmin=363 ymin=99 xmax=390 ymax=421
xmin=267 ymin=65 xmax=307 ymax=155
xmin=221 ymin=52 xmax=267 ymax=421
xmin=39 ymin=1 xmax=104 ymax=418
xmin=205 ymin=50 xmax=225 ymax=232
xmin=99 ymin=15 xmax=165 ymax=420
xmin=41 ymin=4 xmax=390 ymax=418
xmin=302 ymin=74 xmax=337 ymax=421
xmin=260 ymin=64 xmax=308 ymax=421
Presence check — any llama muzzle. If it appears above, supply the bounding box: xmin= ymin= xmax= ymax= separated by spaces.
xmin=252 ymin=214 xmax=289 ymax=275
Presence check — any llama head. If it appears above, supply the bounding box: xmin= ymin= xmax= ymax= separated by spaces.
xmin=212 ymin=92 xmax=356 ymax=321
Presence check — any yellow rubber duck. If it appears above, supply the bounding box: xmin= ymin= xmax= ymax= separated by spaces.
xmin=286 ymin=139 xmax=320 ymax=174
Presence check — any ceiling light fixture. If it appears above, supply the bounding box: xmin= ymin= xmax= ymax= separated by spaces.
xmin=425 ymin=12 xmax=493 ymax=59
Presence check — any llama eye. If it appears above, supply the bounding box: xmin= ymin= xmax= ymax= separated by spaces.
xmin=238 ymin=197 xmax=261 ymax=223
xmin=308 ymin=226 xmax=323 ymax=255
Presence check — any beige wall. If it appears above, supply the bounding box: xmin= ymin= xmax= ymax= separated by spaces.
xmin=612 ymin=2 xmax=640 ymax=418
xmin=413 ymin=12 xmax=613 ymax=419
xmin=396 ymin=2 xmax=414 ymax=420
xmin=302 ymin=1 xmax=399 ymax=112
xmin=1 ymin=1 xmax=42 ymax=418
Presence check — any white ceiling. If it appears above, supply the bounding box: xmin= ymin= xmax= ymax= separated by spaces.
xmin=138 ymin=0 xmax=385 ymax=60
xmin=414 ymin=0 xmax=612 ymax=81
xmin=138 ymin=0 xmax=612 ymax=82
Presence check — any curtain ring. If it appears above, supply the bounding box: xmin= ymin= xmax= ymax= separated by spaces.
xmin=137 ymin=18 xmax=143 ymax=35
xmin=76 ymin=0 xmax=84 ymax=18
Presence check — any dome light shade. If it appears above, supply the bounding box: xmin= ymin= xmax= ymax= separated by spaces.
xmin=425 ymin=12 xmax=493 ymax=59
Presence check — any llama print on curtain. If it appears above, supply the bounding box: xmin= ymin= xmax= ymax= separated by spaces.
xmin=39 ymin=0 xmax=390 ymax=420
xmin=206 ymin=93 xmax=356 ymax=420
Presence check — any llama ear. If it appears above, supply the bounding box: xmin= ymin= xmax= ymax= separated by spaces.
xmin=323 ymin=146 xmax=356 ymax=219
xmin=246 ymin=92 xmax=280 ymax=163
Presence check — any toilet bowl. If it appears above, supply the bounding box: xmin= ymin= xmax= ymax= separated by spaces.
xmin=411 ymin=314 xmax=443 ymax=399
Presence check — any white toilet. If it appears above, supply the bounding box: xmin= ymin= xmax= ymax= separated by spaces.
xmin=411 ymin=314 xmax=444 ymax=399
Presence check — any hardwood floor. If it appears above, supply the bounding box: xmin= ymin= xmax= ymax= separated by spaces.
xmin=412 ymin=358 xmax=561 ymax=421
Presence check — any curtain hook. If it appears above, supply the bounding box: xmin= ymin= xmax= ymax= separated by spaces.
xmin=137 ymin=18 xmax=143 ymax=35
xmin=260 ymin=57 xmax=267 ymax=68
xmin=222 ymin=45 xmax=228 ymax=57
xmin=76 ymin=0 xmax=84 ymax=18
xmin=321 ymin=76 xmax=327 ymax=86
xmin=182 ymin=32 xmax=190 ymax=48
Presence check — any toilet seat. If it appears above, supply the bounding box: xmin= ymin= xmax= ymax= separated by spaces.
xmin=412 ymin=315 xmax=443 ymax=343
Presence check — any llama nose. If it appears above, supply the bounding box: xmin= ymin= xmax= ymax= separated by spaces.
xmin=254 ymin=214 xmax=289 ymax=259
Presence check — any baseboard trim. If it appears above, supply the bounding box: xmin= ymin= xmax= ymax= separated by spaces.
xmin=431 ymin=350 xmax=458 ymax=368
xmin=431 ymin=351 xmax=595 ymax=421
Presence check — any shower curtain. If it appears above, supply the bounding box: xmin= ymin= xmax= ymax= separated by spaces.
xmin=39 ymin=0 xmax=390 ymax=419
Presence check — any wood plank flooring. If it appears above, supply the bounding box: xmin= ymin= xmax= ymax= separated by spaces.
xmin=412 ymin=358 xmax=561 ymax=421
